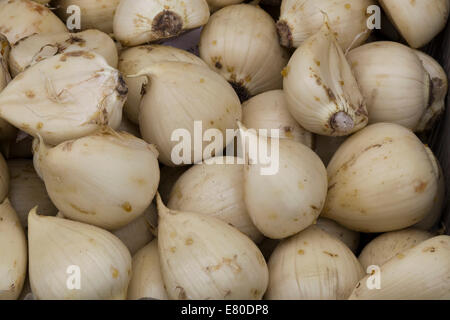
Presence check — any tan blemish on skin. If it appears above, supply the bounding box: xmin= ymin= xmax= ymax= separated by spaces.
xmin=121 ymin=201 xmax=132 ymax=212
xmin=281 ymin=66 xmax=290 ymax=77
xmin=323 ymin=251 xmax=338 ymax=257
xmin=345 ymin=3 xmax=351 ymax=9
xmin=206 ymin=255 xmax=241 ymax=274
xmin=212 ymin=40 xmax=217 ymax=45
xmin=257 ymin=253 xmax=266 ymax=267
xmin=36 ymin=122 xmax=43 ymax=129
xmin=251 ymin=288 xmax=260 ymax=298
xmin=170 ymin=247 xmax=176 ymax=253
xmin=298 ymin=249 xmax=304 ymax=255
xmin=111 ymin=267 xmax=119 ymax=279
xmin=199 ymin=78 xmax=205 ymax=83
xmin=268 ymin=212 xmax=278 ymax=220
xmin=414 ymin=180 xmax=427 ymax=193
xmin=135 ymin=178 xmax=146 ymax=185
xmin=25 ymin=90 xmax=35 ymax=98
xmin=54 ymin=64 xmax=61 ymax=69
xmin=298 ymin=181 xmax=304 ymax=189
xmin=423 ymin=246 xmax=436 ymax=253
xmin=185 ymin=238 xmax=193 ymax=245
xmin=170 ymin=231 xmax=177 ymax=238
xmin=396 ymin=253 xmax=405 ymax=259
xmin=70 ymin=203 xmax=95 ymax=215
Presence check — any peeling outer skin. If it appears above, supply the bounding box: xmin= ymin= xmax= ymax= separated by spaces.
xmin=276 ymin=20 xmax=293 ymax=48
xmin=152 ymin=11 xmax=183 ymax=38
xmin=9 ymin=30 xmax=119 ymax=77
xmin=0 ymin=0 xmax=67 ymax=45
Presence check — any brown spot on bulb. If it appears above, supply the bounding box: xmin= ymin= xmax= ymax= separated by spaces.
xmin=111 ymin=267 xmax=119 ymax=279
xmin=121 ymin=202 xmax=132 ymax=212
xmin=152 ymin=10 xmax=183 ymax=38
xmin=25 ymin=90 xmax=35 ymax=98
xmin=323 ymin=251 xmax=338 ymax=257
xmin=414 ymin=180 xmax=427 ymax=193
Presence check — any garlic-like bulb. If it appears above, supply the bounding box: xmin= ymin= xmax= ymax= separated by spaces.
xmin=206 ymin=0 xmax=244 ymax=12
xmin=0 ymin=51 xmax=126 ymax=145
xmin=157 ymin=195 xmax=269 ymax=300
xmin=358 ymin=228 xmax=433 ymax=270
xmin=168 ymin=157 xmax=263 ymax=243
xmin=283 ymin=22 xmax=368 ymax=136
xmin=347 ymin=41 xmax=430 ymax=130
xmin=0 ymin=34 xmax=17 ymax=142
xmin=414 ymin=146 xmax=445 ymax=230
xmin=277 ymin=0 xmax=375 ymax=50
xmin=314 ymin=135 xmax=347 ymax=166
xmin=113 ymin=203 xmax=156 ymax=255
xmin=0 ymin=152 xmax=8 ymax=204
xmin=55 ymin=0 xmax=121 ymax=34
xmin=158 ymin=165 xmax=191 ymax=204
xmin=350 ymin=235 xmax=450 ymax=299
xmin=242 ymin=90 xmax=313 ymax=147
xmin=35 ymin=129 xmax=160 ymax=230
xmin=199 ymin=4 xmax=289 ymax=101
xmin=8 ymin=160 xmax=57 ymax=228
xmin=266 ymin=226 xmax=364 ymax=300
xmin=415 ymin=51 xmax=448 ymax=132
xmin=379 ymin=0 xmax=450 ymax=49
xmin=28 ymin=207 xmax=132 ymax=300
xmin=139 ymin=61 xmax=242 ymax=166
xmin=0 ymin=198 xmax=27 ymax=300
xmin=113 ymin=0 xmax=210 ymax=46
xmin=9 ymin=30 xmax=119 ymax=77
xmin=323 ymin=123 xmax=440 ymax=232
xmin=127 ymin=240 xmax=168 ymax=300
xmin=316 ymin=218 xmax=360 ymax=253
xmin=118 ymin=45 xmax=207 ymax=124
xmin=241 ymin=127 xmax=327 ymax=239
xmin=0 ymin=0 xmax=67 ymax=45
